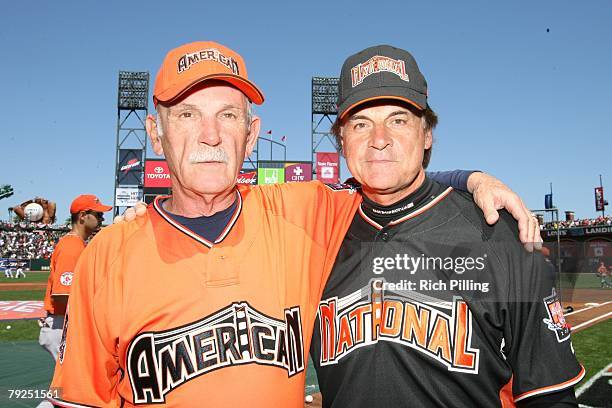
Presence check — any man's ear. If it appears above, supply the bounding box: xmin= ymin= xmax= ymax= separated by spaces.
xmin=339 ymin=126 xmax=347 ymax=157
xmin=146 ymin=114 xmax=164 ymax=156
xmin=244 ymin=115 xmax=261 ymax=158
xmin=424 ymin=128 xmax=433 ymax=150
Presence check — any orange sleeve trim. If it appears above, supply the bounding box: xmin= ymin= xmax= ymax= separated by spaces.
xmin=514 ymin=365 xmax=585 ymax=402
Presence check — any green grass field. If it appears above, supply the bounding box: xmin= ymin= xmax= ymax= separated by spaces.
xmin=0 ymin=271 xmax=49 ymax=284
xmin=0 ymin=319 xmax=40 ymax=342
xmin=0 ymin=287 xmax=45 ymax=343
xmin=559 ymin=273 xmax=604 ymax=289
xmin=0 ymin=290 xmax=45 ymax=301
xmin=572 ymin=319 xmax=612 ymax=386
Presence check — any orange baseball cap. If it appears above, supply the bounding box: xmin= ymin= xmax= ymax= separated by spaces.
xmin=153 ymin=41 xmax=264 ymax=107
xmin=70 ymin=195 xmax=112 ymax=214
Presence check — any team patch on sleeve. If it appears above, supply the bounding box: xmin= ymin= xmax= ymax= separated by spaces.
xmin=542 ymin=288 xmax=570 ymax=342
xmin=60 ymin=271 xmax=74 ymax=286
xmin=324 ymin=183 xmax=357 ymax=192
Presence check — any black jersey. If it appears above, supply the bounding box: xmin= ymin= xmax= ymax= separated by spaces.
xmin=311 ymin=178 xmax=584 ymax=408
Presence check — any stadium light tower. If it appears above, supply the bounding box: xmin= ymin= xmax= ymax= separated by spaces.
xmin=311 ymin=77 xmax=339 ymax=177
xmin=0 ymin=185 xmax=14 ymax=200
xmin=114 ymin=71 xmax=149 ymax=217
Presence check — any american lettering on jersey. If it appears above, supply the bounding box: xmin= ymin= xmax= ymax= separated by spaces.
xmin=542 ymin=288 xmax=571 ymax=342
xmin=317 ymin=280 xmax=480 ymax=374
xmin=127 ymin=302 xmax=304 ymax=404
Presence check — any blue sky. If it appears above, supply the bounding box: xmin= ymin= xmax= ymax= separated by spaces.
xmin=1 ymin=0 xmax=610 ymax=223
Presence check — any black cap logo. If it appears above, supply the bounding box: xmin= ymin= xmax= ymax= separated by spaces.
xmin=351 ymin=55 xmax=410 ymax=87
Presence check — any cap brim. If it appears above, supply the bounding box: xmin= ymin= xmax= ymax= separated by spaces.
xmin=155 ymin=74 xmax=265 ymax=106
xmin=90 ymin=204 xmax=113 ymax=212
xmin=338 ymin=87 xmax=426 ymax=120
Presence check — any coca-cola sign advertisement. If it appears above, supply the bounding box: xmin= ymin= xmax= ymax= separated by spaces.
xmin=237 ymin=170 xmax=257 ymax=185
xmin=144 ymin=160 xmax=172 ymax=188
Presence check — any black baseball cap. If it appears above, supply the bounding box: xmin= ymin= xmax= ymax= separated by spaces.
xmin=337 ymin=44 xmax=428 ymax=120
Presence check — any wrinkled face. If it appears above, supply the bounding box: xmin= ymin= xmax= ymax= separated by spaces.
xmin=147 ymin=83 xmax=259 ymax=196
xmin=340 ymin=101 xmax=432 ymax=196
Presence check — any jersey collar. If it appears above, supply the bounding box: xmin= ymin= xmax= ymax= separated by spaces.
xmin=359 ymin=186 xmax=453 ymax=230
xmin=152 ymin=190 xmax=243 ymax=248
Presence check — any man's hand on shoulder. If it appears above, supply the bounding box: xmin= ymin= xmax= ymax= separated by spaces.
xmin=467 ymin=172 xmax=542 ymax=252
xmin=113 ymin=202 xmax=147 ymax=224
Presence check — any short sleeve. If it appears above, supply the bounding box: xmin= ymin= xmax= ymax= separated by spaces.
xmin=50 ymin=239 xmax=84 ymax=297
xmin=49 ymin=236 xmax=122 ymax=407
xmin=258 ymin=181 xmax=361 ymax=302
xmin=262 ymin=181 xmax=361 ymax=250
xmin=504 ymin=248 xmax=584 ymax=402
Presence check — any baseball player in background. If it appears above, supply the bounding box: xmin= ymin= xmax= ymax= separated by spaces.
xmin=310 ymin=45 xmax=583 ymax=407
xmin=8 ymin=259 xmax=18 ymax=278
xmin=39 ymin=194 xmax=111 ymax=359
xmin=51 ymin=41 xmax=540 ymax=407
xmin=14 ymin=260 xmax=27 ymax=278
xmin=2 ymin=258 xmax=14 ymax=278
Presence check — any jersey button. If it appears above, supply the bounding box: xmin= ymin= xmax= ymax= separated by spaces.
xmin=380 ymin=232 xmax=389 ymax=241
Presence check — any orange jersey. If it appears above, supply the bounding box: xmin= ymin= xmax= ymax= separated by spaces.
xmin=43 ymin=234 xmax=85 ymax=315
xmin=50 ymin=181 xmax=361 ymax=408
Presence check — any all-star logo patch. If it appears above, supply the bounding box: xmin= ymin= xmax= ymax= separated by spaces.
xmin=324 ymin=183 xmax=358 ymax=192
xmin=177 ymin=48 xmax=240 ymax=75
xmin=542 ymin=288 xmax=571 ymax=342
xmin=127 ymin=302 xmax=304 ymax=404
xmin=351 ymin=55 xmax=410 ymax=87
xmin=59 ymin=272 xmax=73 ymax=286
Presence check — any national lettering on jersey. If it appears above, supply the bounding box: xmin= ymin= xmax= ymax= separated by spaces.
xmin=317 ymin=280 xmax=480 ymax=374
xmin=542 ymin=288 xmax=571 ymax=342
xmin=126 ymin=302 xmax=304 ymax=404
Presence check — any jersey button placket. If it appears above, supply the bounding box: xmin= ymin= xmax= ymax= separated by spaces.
xmin=377 ymin=230 xmax=390 ymax=242
xmin=203 ymin=248 xmax=239 ymax=287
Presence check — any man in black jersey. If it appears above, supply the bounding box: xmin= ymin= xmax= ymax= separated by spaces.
xmin=310 ymin=45 xmax=584 ymax=407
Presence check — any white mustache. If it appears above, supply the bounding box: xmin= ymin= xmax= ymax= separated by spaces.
xmin=188 ymin=147 xmax=229 ymax=164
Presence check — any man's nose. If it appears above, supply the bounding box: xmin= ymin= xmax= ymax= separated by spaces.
xmin=199 ymin=119 xmax=222 ymax=146
xmin=369 ymin=123 xmax=392 ymax=150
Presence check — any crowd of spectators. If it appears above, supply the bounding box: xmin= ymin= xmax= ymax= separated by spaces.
xmin=1 ymin=213 xmax=611 ymax=257
xmin=0 ymin=221 xmax=69 ymax=259
xmin=542 ymin=216 xmax=612 ymax=230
